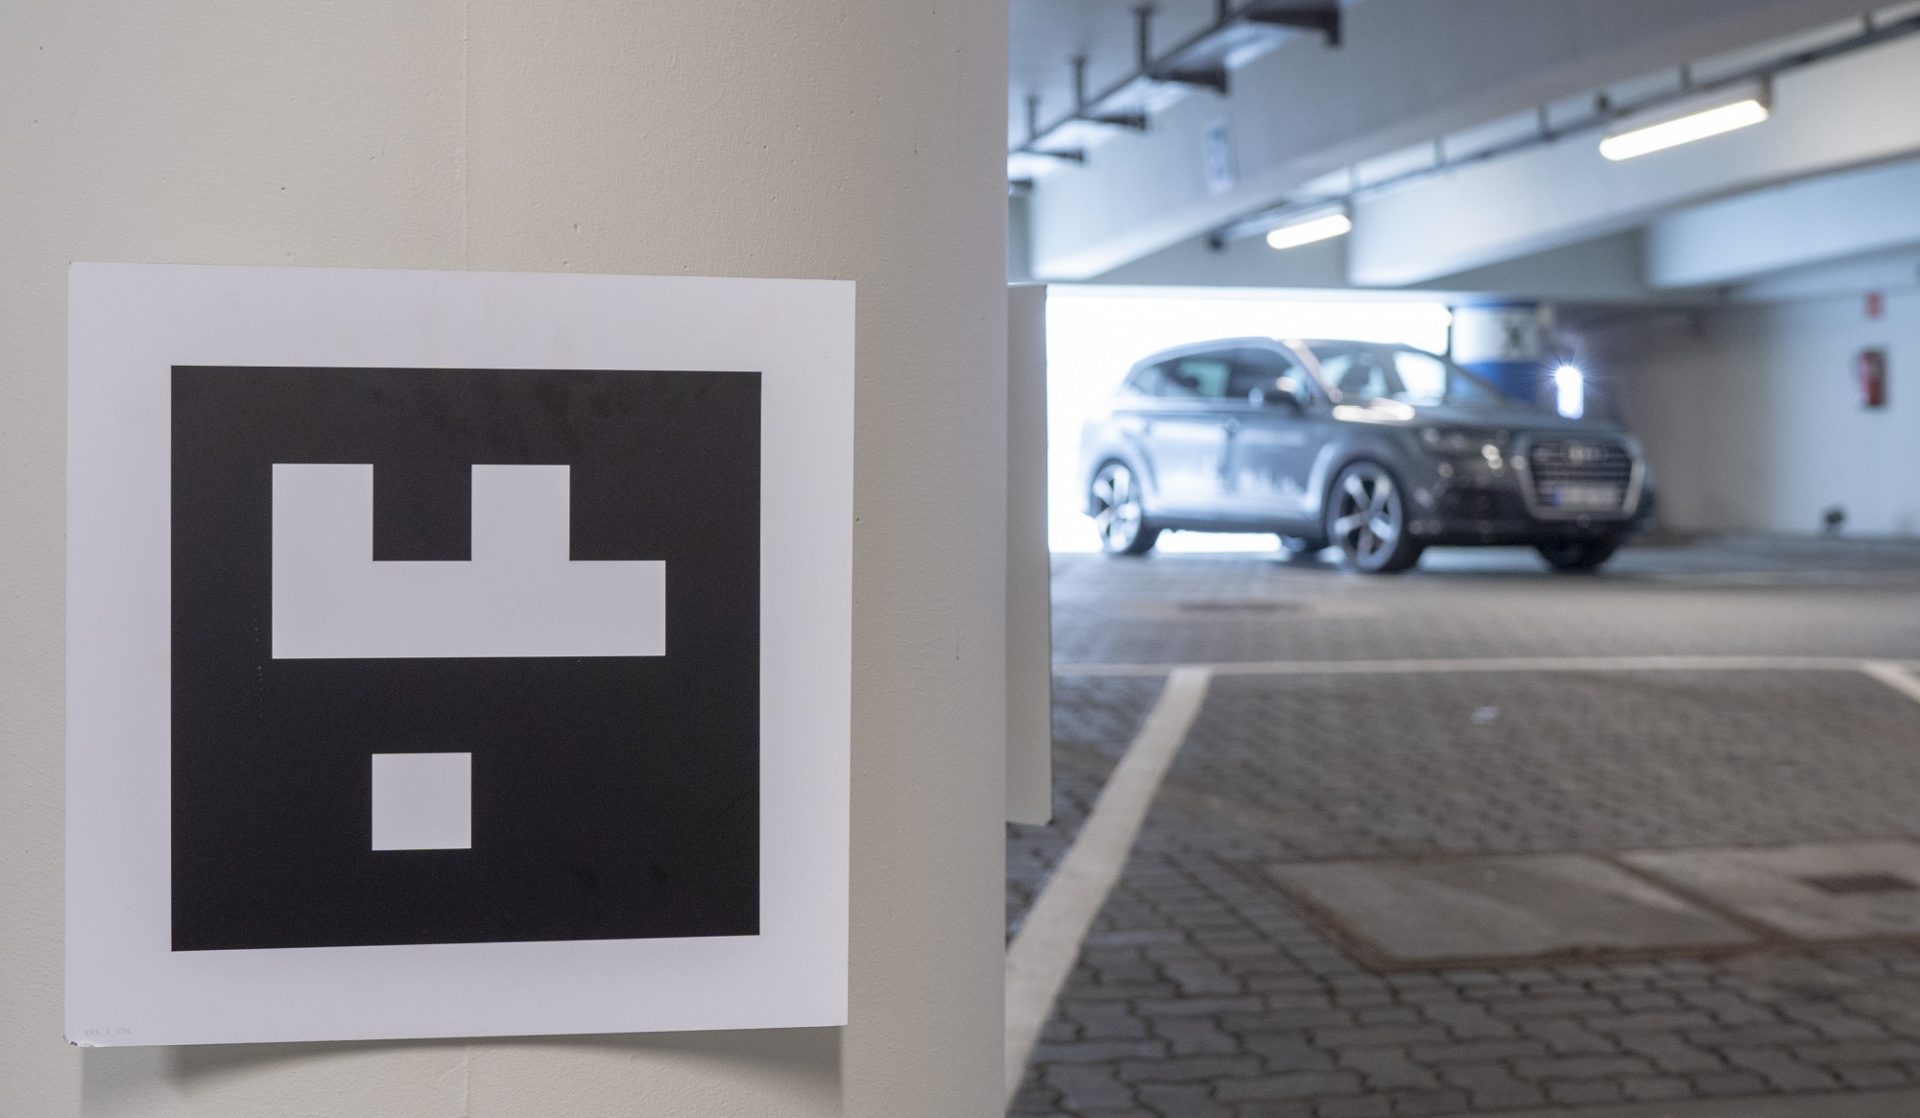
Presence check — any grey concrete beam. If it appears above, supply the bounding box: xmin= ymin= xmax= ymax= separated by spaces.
xmin=1648 ymin=157 xmax=1920 ymax=288
xmin=1349 ymin=31 xmax=1920 ymax=286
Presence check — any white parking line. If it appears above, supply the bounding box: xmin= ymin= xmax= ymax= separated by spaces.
xmin=1055 ymin=654 xmax=1904 ymax=678
xmin=1863 ymin=660 xmax=1920 ymax=707
xmin=1004 ymin=666 xmax=1212 ymax=1105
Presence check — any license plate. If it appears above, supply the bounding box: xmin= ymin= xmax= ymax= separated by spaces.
xmin=1546 ymin=483 xmax=1620 ymax=509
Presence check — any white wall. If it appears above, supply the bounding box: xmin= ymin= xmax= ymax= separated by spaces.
xmin=0 ymin=4 xmax=1006 ymax=1117
xmin=1606 ymin=289 xmax=1920 ymax=535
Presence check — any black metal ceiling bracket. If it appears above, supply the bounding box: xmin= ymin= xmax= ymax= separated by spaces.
xmin=1153 ymin=66 xmax=1231 ymax=95
xmin=1086 ymin=113 xmax=1152 ymax=132
xmin=1242 ymin=2 xmax=1342 ymax=47
xmin=1072 ymin=56 xmax=1151 ymax=132
xmin=1009 ymin=0 xmax=1342 ymax=176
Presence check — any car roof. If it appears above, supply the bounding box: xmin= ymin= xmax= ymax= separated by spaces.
xmin=1130 ymin=337 xmax=1283 ymax=369
xmin=1131 ymin=337 xmax=1425 ymax=370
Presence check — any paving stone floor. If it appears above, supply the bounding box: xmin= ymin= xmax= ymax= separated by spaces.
xmin=1008 ymin=539 xmax=1920 ymax=1117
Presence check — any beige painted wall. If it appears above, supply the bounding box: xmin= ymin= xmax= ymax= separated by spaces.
xmin=0 ymin=4 xmax=1007 ymax=1115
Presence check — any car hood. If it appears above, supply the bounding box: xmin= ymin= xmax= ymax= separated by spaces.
xmin=1337 ymin=398 xmax=1630 ymax=436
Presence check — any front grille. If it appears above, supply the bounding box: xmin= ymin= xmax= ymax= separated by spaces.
xmin=1524 ymin=438 xmax=1636 ymax=515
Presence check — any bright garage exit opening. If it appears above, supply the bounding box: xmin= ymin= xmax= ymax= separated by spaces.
xmin=1045 ymin=287 xmax=1454 ymax=554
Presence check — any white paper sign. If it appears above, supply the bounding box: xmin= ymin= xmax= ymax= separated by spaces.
xmin=1202 ymin=118 xmax=1238 ymax=196
xmin=67 ymin=263 xmax=853 ymax=1046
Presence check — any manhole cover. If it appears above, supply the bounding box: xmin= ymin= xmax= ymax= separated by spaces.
xmin=1267 ymin=854 xmax=1754 ymax=966
xmin=1801 ymin=872 xmax=1919 ymax=896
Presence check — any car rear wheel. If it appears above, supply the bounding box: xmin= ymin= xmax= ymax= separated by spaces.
xmin=1537 ymin=539 xmax=1618 ymax=572
xmin=1091 ymin=462 xmax=1159 ymax=556
xmin=1327 ymin=462 xmax=1422 ymax=574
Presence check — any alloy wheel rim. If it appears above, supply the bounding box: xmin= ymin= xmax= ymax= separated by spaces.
xmin=1091 ymin=464 xmax=1143 ymax=551
xmin=1332 ymin=467 xmax=1401 ymax=566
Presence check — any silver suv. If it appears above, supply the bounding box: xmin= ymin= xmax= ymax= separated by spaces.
xmin=1079 ymin=338 xmax=1654 ymax=573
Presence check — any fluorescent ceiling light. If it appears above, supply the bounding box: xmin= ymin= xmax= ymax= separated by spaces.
xmin=1599 ymin=89 xmax=1770 ymax=161
xmin=1265 ymin=211 xmax=1351 ymax=251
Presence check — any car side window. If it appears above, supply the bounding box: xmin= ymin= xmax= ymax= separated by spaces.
xmin=1159 ymin=355 xmax=1233 ymax=398
xmin=1226 ymin=348 xmax=1307 ymax=402
xmin=1120 ymin=363 xmax=1166 ymax=396
xmin=1390 ymin=350 xmax=1448 ymax=405
xmin=1319 ymin=352 xmax=1395 ymax=401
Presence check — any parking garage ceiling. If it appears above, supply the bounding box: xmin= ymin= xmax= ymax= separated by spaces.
xmin=1012 ymin=0 xmax=1920 ymax=301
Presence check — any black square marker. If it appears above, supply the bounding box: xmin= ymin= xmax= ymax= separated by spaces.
xmin=170 ymin=367 xmax=760 ymax=951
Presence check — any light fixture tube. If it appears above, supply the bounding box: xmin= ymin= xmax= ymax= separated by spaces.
xmin=1264 ymin=210 xmax=1352 ymax=251
xmin=1599 ymin=85 xmax=1771 ymax=161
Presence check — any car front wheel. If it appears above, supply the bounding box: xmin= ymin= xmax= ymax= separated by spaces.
xmin=1327 ymin=462 xmax=1422 ymax=574
xmin=1090 ymin=461 xmax=1159 ymax=556
xmin=1537 ymin=539 xmax=1618 ymax=572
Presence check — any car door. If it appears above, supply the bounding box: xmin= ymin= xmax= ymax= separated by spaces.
xmin=1127 ymin=353 xmax=1235 ymax=518
xmin=1220 ymin=345 xmax=1324 ymax=526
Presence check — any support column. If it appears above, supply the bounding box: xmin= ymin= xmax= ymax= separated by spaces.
xmin=0 ymin=4 xmax=1008 ymax=1116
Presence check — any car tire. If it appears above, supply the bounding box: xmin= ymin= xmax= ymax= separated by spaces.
xmin=1537 ymin=539 xmax=1618 ymax=572
xmin=1090 ymin=461 xmax=1159 ymax=556
xmin=1326 ymin=461 xmax=1422 ymax=574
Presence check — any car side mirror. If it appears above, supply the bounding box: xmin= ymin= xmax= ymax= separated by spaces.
xmin=1255 ymin=377 xmax=1305 ymax=409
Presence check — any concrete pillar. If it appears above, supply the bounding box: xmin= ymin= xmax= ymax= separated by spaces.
xmin=0 ymin=4 xmax=1007 ymax=1116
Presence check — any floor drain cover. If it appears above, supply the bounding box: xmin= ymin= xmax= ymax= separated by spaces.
xmin=1800 ymin=872 xmax=1919 ymax=896
xmin=1624 ymin=840 xmax=1920 ymax=940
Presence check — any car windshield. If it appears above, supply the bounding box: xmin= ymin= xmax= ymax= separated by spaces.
xmin=1307 ymin=342 xmax=1517 ymax=410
